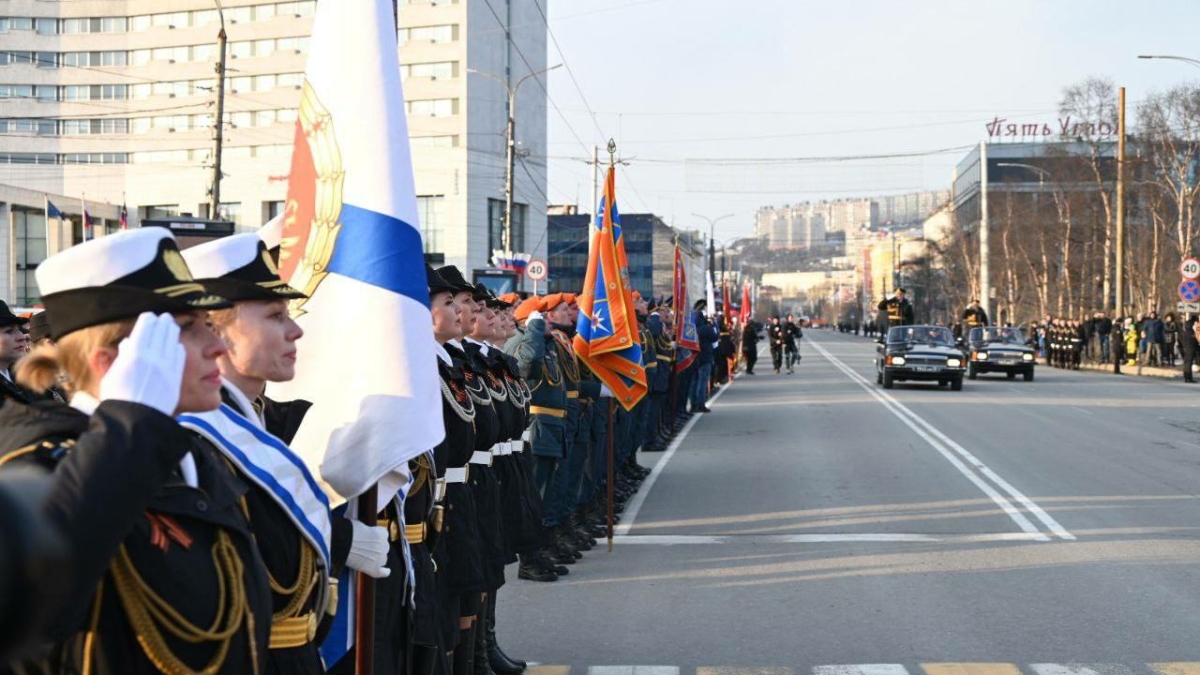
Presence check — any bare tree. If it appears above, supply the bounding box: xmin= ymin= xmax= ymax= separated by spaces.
xmin=1060 ymin=77 xmax=1118 ymax=311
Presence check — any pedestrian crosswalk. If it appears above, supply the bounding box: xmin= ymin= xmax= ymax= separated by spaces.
xmin=524 ymin=665 xmax=1200 ymax=675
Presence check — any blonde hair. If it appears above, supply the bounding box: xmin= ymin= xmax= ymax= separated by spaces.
xmin=16 ymin=318 xmax=136 ymax=396
xmin=207 ymin=306 xmax=240 ymax=332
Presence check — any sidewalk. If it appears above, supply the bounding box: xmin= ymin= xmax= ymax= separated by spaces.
xmin=1077 ymin=360 xmax=1190 ymax=380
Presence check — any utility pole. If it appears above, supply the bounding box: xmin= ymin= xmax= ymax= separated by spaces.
xmin=1116 ymin=86 xmax=1126 ymax=316
xmin=209 ymin=21 xmax=228 ymax=220
xmin=592 ymin=145 xmax=599 ymax=228
xmin=979 ymin=140 xmax=990 ymax=319
xmin=503 ymin=86 xmax=516 ymax=252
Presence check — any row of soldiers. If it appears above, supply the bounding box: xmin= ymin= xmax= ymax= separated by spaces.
xmin=1043 ymin=318 xmax=1086 ymax=369
xmin=0 ymin=226 xmax=705 ymax=675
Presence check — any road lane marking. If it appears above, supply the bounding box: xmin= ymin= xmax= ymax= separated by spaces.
xmin=1031 ymin=665 xmax=1135 ymax=675
xmin=699 ymin=668 xmax=795 ymax=675
xmin=611 ymin=532 xmax=1048 ymax=545
xmin=1150 ymin=665 xmax=1200 ymax=675
xmin=526 ymin=668 xmax=571 ymax=675
xmin=816 ymin=666 xmax=910 ymax=675
xmin=1070 ymin=406 xmax=1094 ymax=416
xmin=615 ymin=379 xmax=735 ymax=536
xmin=810 ymin=338 xmax=1072 ymax=541
xmin=922 ymin=665 xmax=1023 ymax=675
xmin=589 ymin=668 xmax=679 ymax=675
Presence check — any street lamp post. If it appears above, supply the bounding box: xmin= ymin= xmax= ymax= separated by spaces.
xmin=691 ymin=212 xmax=733 ymax=283
xmin=468 ymin=63 xmax=562 ymax=254
xmin=1138 ymin=54 xmax=1200 ymax=72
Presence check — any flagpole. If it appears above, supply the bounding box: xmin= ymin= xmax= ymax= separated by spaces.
xmin=354 ymin=486 xmax=378 ymax=675
xmin=43 ymin=195 xmax=51 ymax=256
xmin=605 ymin=138 xmax=617 ymax=554
xmin=80 ymin=194 xmax=86 ymax=243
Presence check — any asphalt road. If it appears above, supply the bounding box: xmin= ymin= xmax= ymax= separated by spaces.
xmin=498 ymin=329 xmax=1200 ymax=673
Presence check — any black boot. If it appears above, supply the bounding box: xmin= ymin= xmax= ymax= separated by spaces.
xmin=517 ymin=553 xmax=557 ymax=582
xmin=411 ymin=644 xmax=442 ymax=675
xmin=453 ymin=623 xmax=477 ymax=675
xmin=474 ymin=607 xmax=497 ymax=675
xmin=486 ymin=593 xmax=526 ymax=674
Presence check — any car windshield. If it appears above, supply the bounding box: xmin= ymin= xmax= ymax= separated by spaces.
xmin=970 ymin=327 xmax=1026 ymax=345
xmin=888 ymin=325 xmax=954 ymax=346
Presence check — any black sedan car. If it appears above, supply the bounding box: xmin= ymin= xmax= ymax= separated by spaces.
xmin=966 ymin=326 xmax=1036 ymax=381
xmin=875 ymin=325 xmax=967 ymax=390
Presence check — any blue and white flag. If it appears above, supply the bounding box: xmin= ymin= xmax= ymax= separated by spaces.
xmin=267 ymin=0 xmax=444 ymax=663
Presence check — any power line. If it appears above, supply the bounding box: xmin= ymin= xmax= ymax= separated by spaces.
xmin=529 ymin=0 xmax=606 ymax=143
xmin=478 ymin=0 xmax=592 ymax=155
xmin=541 ymin=144 xmax=974 ymax=166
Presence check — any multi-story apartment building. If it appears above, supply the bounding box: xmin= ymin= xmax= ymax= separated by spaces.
xmin=755 ymin=191 xmax=950 ymax=250
xmin=0 ymin=0 xmax=546 ymax=300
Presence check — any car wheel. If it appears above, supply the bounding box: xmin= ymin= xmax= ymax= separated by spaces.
xmin=950 ymin=376 xmax=963 ymax=391
xmin=967 ymin=364 xmax=978 ymax=380
xmin=882 ymin=371 xmax=894 ymax=389
xmin=1007 ymin=372 xmax=1017 ymax=380
xmin=1024 ymin=369 xmax=1034 ymax=382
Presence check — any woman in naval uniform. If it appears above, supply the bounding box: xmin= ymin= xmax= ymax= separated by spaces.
xmin=179 ymin=233 xmax=392 ymax=675
xmin=0 ymin=228 xmax=273 ymax=675
xmin=427 ymin=267 xmax=486 ymax=675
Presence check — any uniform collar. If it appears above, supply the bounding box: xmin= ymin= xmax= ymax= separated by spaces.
xmin=434 ymin=343 xmax=453 ymax=366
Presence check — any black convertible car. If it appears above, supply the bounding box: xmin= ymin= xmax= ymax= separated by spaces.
xmin=875 ymin=325 xmax=966 ymax=390
xmin=966 ymin=326 xmax=1036 ymax=381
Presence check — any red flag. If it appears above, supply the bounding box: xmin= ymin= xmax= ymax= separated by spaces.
xmin=573 ymin=168 xmax=647 ymax=411
xmin=739 ymin=282 xmax=752 ymax=326
xmin=722 ymin=279 xmax=732 ymax=327
xmin=673 ymin=244 xmax=699 ymax=372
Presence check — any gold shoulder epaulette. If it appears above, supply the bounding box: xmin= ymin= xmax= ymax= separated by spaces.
xmin=0 ymin=438 xmax=75 ymax=468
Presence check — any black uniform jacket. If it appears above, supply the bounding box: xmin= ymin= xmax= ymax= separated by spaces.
xmin=0 ymin=399 xmax=271 ymax=675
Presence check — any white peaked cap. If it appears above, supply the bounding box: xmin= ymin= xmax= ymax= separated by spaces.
xmin=182 ymin=233 xmax=262 ymax=279
xmin=37 ymin=227 xmax=177 ymax=296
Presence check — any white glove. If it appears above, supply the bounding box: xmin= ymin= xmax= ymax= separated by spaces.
xmin=599 ymin=384 xmax=614 ymax=398
xmin=345 ymin=520 xmax=391 ymax=579
xmin=100 ymin=313 xmax=185 ymax=416
xmin=527 ymin=310 xmax=544 ymax=322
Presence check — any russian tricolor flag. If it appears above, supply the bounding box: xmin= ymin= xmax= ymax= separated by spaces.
xmin=266 ymin=0 xmax=445 ymax=665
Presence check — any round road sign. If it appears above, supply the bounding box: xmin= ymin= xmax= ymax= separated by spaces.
xmin=1180 ymin=280 xmax=1200 ymax=303
xmin=526 ymin=259 xmax=548 ymax=281
xmin=1182 ymin=258 xmax=1200 ymax=280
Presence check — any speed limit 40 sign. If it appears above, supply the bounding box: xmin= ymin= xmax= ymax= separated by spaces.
xmin=526 ymin=259 xmax=548 ymax=281
xmin=1182 ymin=257 xmax=1200 ymax=280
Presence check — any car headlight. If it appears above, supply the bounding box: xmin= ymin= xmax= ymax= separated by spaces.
xmin=974 ymin=351 xmax=988 ymax=361
xmin=1022 ymin=353 xmax=1034 ymax=361
xmin=889 ymin=355 xmax=906 ymax=366
xmin=947 ymin=358 xmax=962 ymax=367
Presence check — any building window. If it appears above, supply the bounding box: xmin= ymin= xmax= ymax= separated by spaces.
xmin=416 ymin=195 xmax=443 ymax=253
xmin=401 ymin=61 xmax=458 ymax=80
xmin=13 ymin=208 xmax=48 ymax=304
xmin=406 ymin=98 xmax=457 ymax=117
xmin=266 ymin=201 xmax=286 ymax=222
xmin=145 ymin=205 xmax=180 ymax=219
xmin=218 ymin=202 xmax=242 ymax=224
xmin=488 ymin=198 xmax=526 ymax=253
xmin=398 ymin=24 xmax=457 ymax=45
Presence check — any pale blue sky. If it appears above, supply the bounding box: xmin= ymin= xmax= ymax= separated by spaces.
xmin=538 ymin=0 xmax=1200 ymax=240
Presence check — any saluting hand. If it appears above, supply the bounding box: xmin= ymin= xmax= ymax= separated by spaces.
xmin=100 ymin=312 xmax=185 ymax=416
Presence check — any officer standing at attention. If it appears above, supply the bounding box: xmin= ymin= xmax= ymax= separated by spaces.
xmin=0 ymin=300 xmax=32 ymax=404
xmin=0 ymin=228 xmax=273 ymax=675
xmin=182 ymin=233 xmax=393 ymax=675
xmin=877 ymin=288 xmax=915 ymax=336
xmin=961 ymin=299 xmax=990 ymax=331
xmin=505 ymin=296 xmax=571 ymax=577
xmin=741 ymin=318 xmax=760 ymax=375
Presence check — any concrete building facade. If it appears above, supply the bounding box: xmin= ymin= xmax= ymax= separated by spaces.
xmin=0 ymin=0 xmax=547 ymax=297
